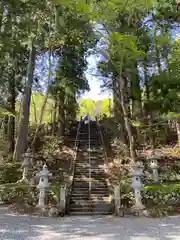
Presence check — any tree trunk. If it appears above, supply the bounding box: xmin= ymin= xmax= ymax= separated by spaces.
xmin=155 ymin=44 xmax=162 ymax=74
xmin=131 ymin=66 xmax=142 ymax=145
xmin=113 ymin=75 xmax=127 ymax=144
xmin=57 ymin=93 xmax=65 ymax=138
xmin=7 ymin=76 xmax=16 ymax=153
xmin=4 ymin=116 xmax=8 ymax=136
xmin=0 ymin=2 xmax=4 ymax=29
xmin=13 ymin=42 xmax=36 ymax=161
xmin=143 ymin=60 xmax=155 ymax=151
xmin=31 ymin=50 xmax=52 ymax=148
xmin=118 ymin=75 xmax=136 ymax=162
xmin=52 ymin=98 xmax=58 ymax=135
xmin=176 ymin=120 xmax=180 ymax=148
xmin=31 ymin=94 xmax=37 ymax=124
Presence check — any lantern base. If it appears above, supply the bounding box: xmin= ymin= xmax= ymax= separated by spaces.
xmin=17 ymin=178 xmax=29 ymax=184
xmin=131 ymin=203 xmax=145 ymax=211
xmin=36 ymin=203 xmax=47 ymax=209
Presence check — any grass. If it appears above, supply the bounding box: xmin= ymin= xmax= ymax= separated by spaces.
xmin=143 ymin=182 xmax=180 ymax=192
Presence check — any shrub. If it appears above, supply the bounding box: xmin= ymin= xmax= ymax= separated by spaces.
xmin=119 ymin=181 xmax=180 ymax=209
xmin=48 ymin=184 xmax=61 ymax=205
xmin=143 ymin=159 xmax=180 ymax=182
xmin=0 ymin=183 xmax=38 ymax=205
xmin=0 ymin=163 xmax=21 ymax=184
xmin=142 ymin=183 xmax=180 ymax=207
xmin=119 ymin=178 xmax=134 ymax=207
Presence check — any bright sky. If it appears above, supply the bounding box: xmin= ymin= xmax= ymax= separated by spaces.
xmin=82 ymin=54 xmax=110 ymax=100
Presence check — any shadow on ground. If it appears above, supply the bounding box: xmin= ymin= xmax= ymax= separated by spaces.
xmin=0 ymin=206 xmax=180 ymax=239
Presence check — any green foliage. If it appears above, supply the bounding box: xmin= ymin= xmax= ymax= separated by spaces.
xmin=0 ymin=163 xmax=21 ymax=184
xmin=30 ymin=92 xmax=53 ymax=124
xmin=0 ymin=183 xmax=37 ymax=205
xmin=42 ymin=136 xmax=63 ymax=156
xmin=0 ymin=107 xmax=16 ymax=118
xmin=120 ymin=178 xmax=134 ymax=207
xmin=16 ymin=92 xmax=53 ymax=124
xmin=48 ymin=183 xmax=61 ymax=205
xmin=119 ymin=181 xmax=180 ymax=208
xmin=159 ymin=163 xmax=180 ymax=181
xmin=78 ymin=98 xmax=112 ymax=118
xmin=142 ymin=183 xmax=180 ymax=207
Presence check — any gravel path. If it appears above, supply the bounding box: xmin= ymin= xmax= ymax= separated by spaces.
xmin=0 ymin=206 xmax=180 ymax=240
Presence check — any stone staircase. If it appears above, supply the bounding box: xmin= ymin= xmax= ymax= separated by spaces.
xmin=69 ymin=120 xmax=113 ymax=215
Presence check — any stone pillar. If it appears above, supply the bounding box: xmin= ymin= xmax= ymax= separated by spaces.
xmin=60 ymin=184 xmax=66 ymax=209
xmin=36 ymin=164 xmax=52 ymax=208
xmin=150 ymin=159 xmax=159 ymax=182
xmin=114 ymin=184 xmax=121 ymax=215
xmin=130 ymin=162 xmax=145 ymax=211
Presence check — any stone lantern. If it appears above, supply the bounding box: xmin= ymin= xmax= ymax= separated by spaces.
xmin=20 ymin=149 xmax=33 ymax=183
xmin=36 ymin=164 xmax=52 ymax=208
xmin=150 ymin=159 xmax=159 ymax=182
xmin=130 ymin=162 xmax=145 ymax=211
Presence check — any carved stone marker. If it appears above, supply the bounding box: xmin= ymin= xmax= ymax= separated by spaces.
xmin=36 ymin=164 xmax=52 ymax=208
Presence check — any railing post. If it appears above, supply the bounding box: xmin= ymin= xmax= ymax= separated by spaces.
xmin=114 ymin=184 xmax=121 ymax=215
xmin=88 ymin=117 xmax=91 ymax=194
xmin=96 ymin=119 xmax=108 ymax=166
xmin=70 ymin=119 xmax=81 ymax=172
xmin=60 ymin=184 xmax=66 ymax=209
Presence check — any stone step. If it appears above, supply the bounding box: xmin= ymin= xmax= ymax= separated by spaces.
xmin=75 ymin=159 xmax=104 ymax=163
xmin=76 ymin=159 xmax=104 ymax=163
xmin=75 ymin=170 xmax=106 ymax=174
xmin=68 ymin=211 xmax=111 ymax=216
xmin=75 ymin=166 xmax=105 ymax=170
xmin=79 ymin=144 xmax=102 ymax=148
xmin=79 ymin=140 xmax=100 ymax=143
xmin=78 ymin=139 xmax=100 ymax=142
xmin=73 ymin=184 xmax=107 ymax=189
xmin=71 ymin=195 xmax=109 ymax=200
xmin=72 ymin=190 xmax=109 ymax=194
xmin=73 ymin=180 xmax=107 ymax=184
xmin=75 ymin=165 xmax=104 ymax=169
xmin=75 ymin=161 xmax=104 ymax=165
xmin=75 ymin=170 xmax=105 ymax=174
xmin=76 ymin=150 xmax=103 ymax=155
xmin=70 ymin=195 xmax=110 ymax=200
xmin=70 ymin=202 xmax=112 ymax=209
xmin=81 ymin=153 xmax=104 ymax=158
xmin=69 ymin=204 xmax=113 ymax=214
xmin=75 ymin=166 xmax=104 ymax=170
xmin=73 ymin=178 xmax=107 ymax=183
xmin=69 ymin=207 xmax=112 ymax=212
xmin=79 ymin=135 xmax=99 ymax=139
xmin=75 ymin=165 xmax=105 ymax=168
xmin=70 ymin=196 xmax=110 ymax=202
xmin=72 ymin=188 xmax=108 ymax=193
xmin=74 ymin=173 xmax=106 ymax=177
xmin=75 ymin=171 xmax=106 ymax=175
xmin=74 ymin=177 xmax=106 ymax=182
